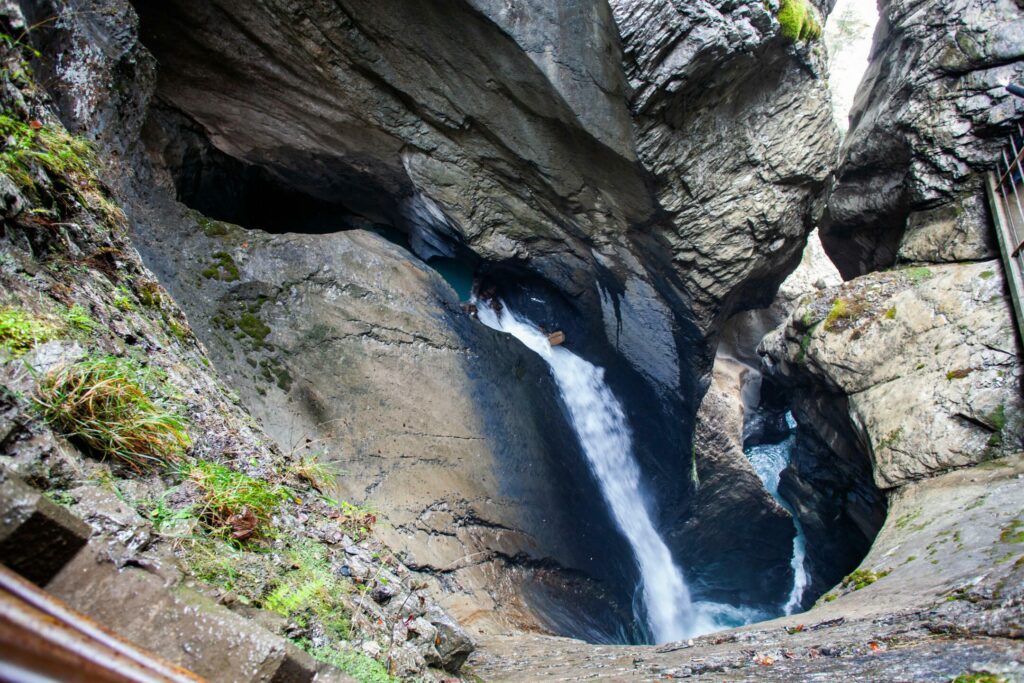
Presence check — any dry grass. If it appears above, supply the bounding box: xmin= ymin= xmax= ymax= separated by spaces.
xmin=35 ymin=355 xmax=190 ymax=471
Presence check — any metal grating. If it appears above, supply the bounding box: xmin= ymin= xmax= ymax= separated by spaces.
xmin=986 ymin=121 xmax=1024 ymax=344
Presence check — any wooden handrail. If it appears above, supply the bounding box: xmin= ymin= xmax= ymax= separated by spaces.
xmin=0 ymin=565 xmax=206 ymax=683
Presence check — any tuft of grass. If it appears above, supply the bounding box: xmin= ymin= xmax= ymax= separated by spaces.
xmin=185 ymin=460 xmax=291 ymax=540
xmin=777 ymin=0 xmax=822 ymax=42
xmin=0 ymin=306 xmax=56 ymax=355
xmin=35 ymin=355 xmax=190 ymax=471
xmin=884 ymin=306 xmax=897 ymax=320
xmin=289 ymin=455 xmax=337 ymax=493
xmin=0 ymin=113 xmax=124 ymax=226
xmin=946 ymin=368 xmax=973 ymax=381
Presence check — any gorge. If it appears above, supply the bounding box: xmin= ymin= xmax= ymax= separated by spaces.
xmin=0 ymin=0 xmax=1022 ymax=681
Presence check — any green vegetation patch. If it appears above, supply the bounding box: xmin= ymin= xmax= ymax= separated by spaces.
xmin=903 ymin=266 xmax=933 ymax=283
xmin=841 ymin=568 xmax=890 ymax=591
xmin=309 ymin=646 xmax=396 ymax=683
xmin=0 ymin=306 xmax=57 ymax=355
xmin=0 ymin=112 xmax=123 ymax=226
xmin=824 ymin=297 xmax=867 ymax=332
xmin=884 ymin=306 xmax=897 ymax=320
xmin=35 ymin=355 xmax=190 ymax=471
xmin=197 ymin=215 xmax=229 ymax=237
xmin=979 ymin=270 xmax=995 ymax=280
xmin=201 ymin=251 xmax=240 ymax=282
xmin=946 ymin=368 xmax=973 ymax=381
xmin=999 ymin=519 xmax=1024 ymax=545
xmin=60 ymin=303 xmax=98 ymax=335
xmin=184 ymin=460 xmax=292 ymax=540
xmin=950 ymin=674 xmax=1008 ymax=683
xmin=777 ymin=0 xmax=822 ymax=42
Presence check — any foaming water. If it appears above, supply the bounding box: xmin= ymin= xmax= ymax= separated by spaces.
xmin=745 ymin=413 xmax=809 ymax=614
xmin=477 ymin=300 xmax=736 ymax=642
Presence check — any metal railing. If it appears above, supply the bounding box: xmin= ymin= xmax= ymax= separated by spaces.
xmin=986 ymin=119 xmax=1024 ymax=344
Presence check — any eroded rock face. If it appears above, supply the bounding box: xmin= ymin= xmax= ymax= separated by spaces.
xmin=762 ymin=261 xmax=1024 ymax=489
xmin=822 ymin=0 xmax=1024 ymax=277
xmin=680 ymin=357 xmax=796 ymax=610
xmin=127 ymin=195 xmax=638 ymax=639
xmin=613 ymin=0 xmax=840 ymax=328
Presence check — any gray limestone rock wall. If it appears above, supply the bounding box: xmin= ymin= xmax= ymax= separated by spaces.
xmin=19 ymin=0 xmax=846 ymax=642
xmin=823 ymin=0 xmax=1024 ymax=277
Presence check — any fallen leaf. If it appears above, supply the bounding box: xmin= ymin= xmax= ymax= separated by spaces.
xmin=754 ymin=654 xmax=774 ymax=666
xmin=227 ymin=507 xmax=258 ymax=540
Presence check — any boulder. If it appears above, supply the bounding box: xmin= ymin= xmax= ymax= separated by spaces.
xmin=822 ymin=0 xmax=1024 ymax=276
xmin=761 ymin=260 xmax=1024 ymax=489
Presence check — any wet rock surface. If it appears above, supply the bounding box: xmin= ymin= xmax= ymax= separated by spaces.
xmin=471 ymin=457 xmax=1024 ymax=681
xmin=762 ymin=261 xmax=1024 ymax=489
xmin=822 ymin=0 xmax=1024 ymax=276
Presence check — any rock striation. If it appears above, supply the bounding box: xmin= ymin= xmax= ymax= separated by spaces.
xmin=823 ymin=0 xmax=1024 ymax=277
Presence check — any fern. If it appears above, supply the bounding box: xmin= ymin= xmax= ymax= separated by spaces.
xmin=264 ymin=576 xmax=324 ymax=616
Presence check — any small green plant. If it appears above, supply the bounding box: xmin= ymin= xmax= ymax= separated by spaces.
xmin=201 ymin=251 xmax=240 ymax=281
xmin=841 ymin=568 xmax=890 ymax=591
xmin=877 ymin=427 xmax=903 ymax=452
xmin=979 ymin=270 xmax=995 ymax=280
xmin=0 ymin=307 xmax=56 ymax=355
xmin=290 ymin=455 xmax=337 ymax=492
xmin=60 ymin=303 xmax=98 ymax=334
xmin=35 ymin=355 xmax=190 ymax=471
xmin=197 ymin=215 xmax=229 ymax=237
xmin=308 ymin=646 xmax=395 ymax=683
xmin=777 ymin=0 xmax=822 ymax=42
xmin=946 ymin=368 xmax=973 ymax=381
xmin=237 ymin=312 xmax=269 ymax=342
xmin=823 ymin=297 xmax=865 ymax=332
xmin=884 ymin=306 xmax=897 ymax=320
xmin=185 ymin=460 xmax=291 ymax=539
xmin=113 ymin=286 xmax=135 ymax=312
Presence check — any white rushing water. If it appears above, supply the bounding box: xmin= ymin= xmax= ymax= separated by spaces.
xmin=744 ymin=413 xmax=809 ymax=614
xmin=477 ymin=300 xmax=728 ymax=642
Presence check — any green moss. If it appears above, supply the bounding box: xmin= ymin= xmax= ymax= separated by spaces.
xmin=137 ymin=281 xmax=164 ymax=308
xmin=823 ymin=297 xmax=866 ymax=332
xmin=201 ymin=251 xmax=240 ymax=282
xmin=884 ymin=306 xmax=897 ymax=320
xmin=950 ymin=674 xmax=1008 ymax=683
xmin=0 ymin=307 xmax=57 ymax=355
xmin=903 ymin=266 xmax=933 ymax=283
xmin=238 ymin=312 xmax=271 ymax=343
xmin=307 ymin=647 xmax=395 ymax=683
xmin=877 ymin=427 xmax=903 ymax=452
xmin=777 ymin=0 xmax=822 ymax=42
xmin=986 ymin=404 xmax=1008 ymax=449
xmin=979 ymin=270 xmax=995 ymax=280
xmin=197 ymin=216 xmax=229 ymax=237
xmin=841 ymin=568 xmax=890 ymax=590
xmin=999 ymin=519 xmax=1024 ymax=545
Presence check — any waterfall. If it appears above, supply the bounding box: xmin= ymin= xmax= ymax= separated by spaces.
xmin=744 ymin=412 xmax=810 ymax=614
xmin=476 ymin=300 xmax=710 ymax=643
